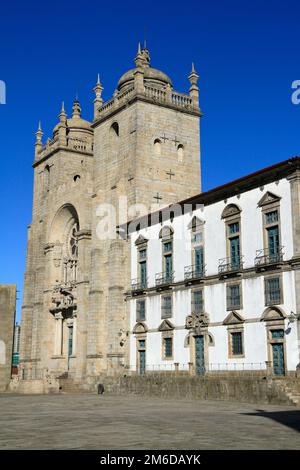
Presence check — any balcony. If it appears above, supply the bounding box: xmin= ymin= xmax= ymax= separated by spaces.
xmin=254 ymin=247 xmax=284 ymax=271
xmin=184 ymin=264 xmax=206 ymax=284
xmin=155 ymin=271 xmax=174 ymax=289
xmin=218 ymin=256 xmax=243 ymax=277
xmin=131 ymin=278 xmax=148 ymax=294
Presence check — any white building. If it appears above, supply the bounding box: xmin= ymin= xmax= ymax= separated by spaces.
xmin=124 ymin=157 xmax=300 ymax=377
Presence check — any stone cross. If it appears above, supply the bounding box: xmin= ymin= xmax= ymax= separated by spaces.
xmin=160 ymin=133 xmax=169 ymax=143
xmin=153 ymin=192 xmax=163 ymax=203
xmin=166 ymin=169 xmax=175 ymax=180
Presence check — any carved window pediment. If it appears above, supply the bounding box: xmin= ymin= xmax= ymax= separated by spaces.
xmin=133 ymin=321 xmax=148 ymax=334
xmin=258 ymin=191 xmax=281 ymax=208
xmin=135 ymin=234 xmax=148 ymax=246
xmin=221 ymin=204 xmax=241 ymax=219
xmin=158 ymin=319 xmax=174 ymax=332
xmin=223 ymin=310 xmax=245 ymax=325
xmin=261 ymin=306 xmax=286 ymax=321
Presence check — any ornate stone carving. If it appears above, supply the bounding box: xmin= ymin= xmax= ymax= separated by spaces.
xmin=50 ymin=282 xmax=77 ymax=315
xmin=185 ymin=311 xmax=210 ymax=330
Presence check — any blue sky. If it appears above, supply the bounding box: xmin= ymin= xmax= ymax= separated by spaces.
xmin=0 ymin=0 xmax=299 ymax=321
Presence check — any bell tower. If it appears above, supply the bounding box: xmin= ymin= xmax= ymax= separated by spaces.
xmin=87 ymin=45 xmax=202 ymax=377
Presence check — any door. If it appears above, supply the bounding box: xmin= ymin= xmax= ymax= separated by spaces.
xmin=195 ymin=246 xmax=204 ymax=276
xmin=140 ymin=261 xmax=147 ymax=288
xmin=138 ymin=340 xmax=146 ymax=375
xmin=272 ymin=343 xmax=285 ymax=376
xmin=267 ymin=226 xmax=280 ymax=261
xmin=230 ymin=237 xmax=240 ymax=269
xmin=68 ymin=326 xmax=73 ymax=357
xmin=195 ymin=335 xmax=205 ymax=375
xmin=165 ymin=254 xmax=173 ymax=281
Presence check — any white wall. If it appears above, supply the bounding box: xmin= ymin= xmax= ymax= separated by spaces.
xmin=129 ymin=177 xmax=299 ymax=372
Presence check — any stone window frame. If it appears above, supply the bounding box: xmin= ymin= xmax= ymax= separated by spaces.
xmin=135 ymin=235 xmax=148 ymax=285
xmin=161 ymin=293 xmax=173 ymax=319
xmin=159 ymin=226 xmax=174 ymax=274
xmin=264 ymin=274 xmax=283 ymax=306
xmin=161 ymin=331 xmax=174 ymax=361
xmin=226 ymin=281 xmax=243 ymax=311
xmin=221 ymin=204 xmax=242 ymax=261
xmin=191 ymin=287 xmax=204 ymax=314
xmin=261 ymin=306 xmax=287 ymax=376
xmin=258 ymin=193 xmax=282 ymax=253
xmin=188 ymin=216 xmax=205 ymax=268
xmin=227 ymin=326 xmax=245 ymax=358
xmin=135 ymin=334 xmax=147 ymax=374
xmin=136 ymin=298 xmax=146 ymax=322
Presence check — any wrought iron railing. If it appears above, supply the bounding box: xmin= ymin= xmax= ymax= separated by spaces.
xmin=184 ymin=264 xmax=205 ymax=281
xmin=155 ymin=271 xmax=174 ymax=286
xmin=218 ymin=256 xmax=243 ymax=274
xmin=131 ymin=278 xmax=148 ymax=291
xmin=254 ymin=247 xmax=284 ymax=267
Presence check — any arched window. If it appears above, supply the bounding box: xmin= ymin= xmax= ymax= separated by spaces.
xmin=177 ymin=144 xmax=184 ymax=162
xmin=68 ymin=221 xmax=79 ymax=258
xmin=154 ymin=139 xmax=162 ymax=156
xmin=109 ymin=122 xmax=120 ymax=158
xmin=110 ymin=121 xmax=119 ymax=136
xmin=44 ymin=165 xmax=50 ymax=191
xmin=73 ymin=175 xmax=80 ymax=182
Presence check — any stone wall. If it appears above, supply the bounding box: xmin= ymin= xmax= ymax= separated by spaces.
xmin=0 ymin=285 xmax=16 ymax=391
xmin=101 ymin=374 xmax=297 ymax=406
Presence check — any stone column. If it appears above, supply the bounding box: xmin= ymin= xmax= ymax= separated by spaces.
xmin=287 ymin=169 xmax=300 ymax=365
xmin=72 ymin=313 xmax=77 ymax=356
xmin=54 ymin=313 xmax=63 ymax=356
xmin=75 ymin=229 xmax=91 ymax=380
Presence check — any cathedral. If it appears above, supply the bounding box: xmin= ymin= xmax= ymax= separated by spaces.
xmin=19 ymin=45 xmax=202 ymax=391
xmin=18 ymin=45 xmax=300 ymax=394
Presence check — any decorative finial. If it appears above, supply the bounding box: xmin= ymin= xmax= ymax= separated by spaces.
xmin=59 ymin=101 xmax=67 ymax=122
xmin=138 ymin=42 xmax=141 ymax=54
xmin=188 ymin=62 xmax=199 ymax=85
xmin=72 ymin=98 xmax=81 ymax=118
xmin=35 ymin=121 xmax=43 ymax=143
xmin=94 ymin=74 xmax=103 ymax=98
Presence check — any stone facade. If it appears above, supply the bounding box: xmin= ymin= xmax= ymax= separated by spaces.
xmin=19 ymin=46 xmax=201 ymax=389
xmin=0 ymin=284 xmax=16 ymax=391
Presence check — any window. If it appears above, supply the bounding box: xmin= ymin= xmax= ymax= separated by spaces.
xmin=271 ymin=329 xmax=284 ymax=339
xmin=227 ymin=284 xmax=241 ymax=310
xmin=163 ymin=241 xmax=172 ymax=253
xmin=265 ymin=277 xmax=281 ymax=305
xmin=190 ymin=216 xmax=205 ymax=275
xmin=230 ymin=331 xmax=243 ymax=356
xmin=192 ymin=289 xmax=204 ymax=314
xmin=136 ymin=299 xmax=146 ymax=321
xmin=161 ymin=295 xmax=172 ymax=318
xmin=265 ymin=210 xmax=279 ymax=224
xmin=221 ymin=204 xmax=242 ymax=271
xmin=228 ymin=222 xmax=239 ymax=234
xmin=163 ymin=337 xmax=173 ymax=359
xmin=138 ymin=248 xmax=147 ymax=288
xmin=258 ymin=193 xmax=281 ymax=260
xmin=177 ymin=144 xmax=184 ymax=162
xmin=154 ymin=139 xmax=162 ymax=156
xmin=69 ymin=222 xmax=79 ymax=258
xmin=163 ymin=241 xmax=173 ymax=280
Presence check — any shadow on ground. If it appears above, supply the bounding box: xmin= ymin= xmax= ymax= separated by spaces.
xmin=241 ymin=409 xmax=300 ymax=433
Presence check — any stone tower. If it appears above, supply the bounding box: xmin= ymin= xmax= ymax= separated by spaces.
xmin=19 ymin=45 xmax=202 ymax=388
